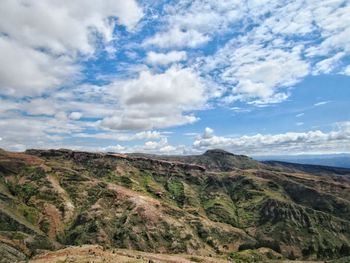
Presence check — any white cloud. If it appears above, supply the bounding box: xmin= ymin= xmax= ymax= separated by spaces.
xmin=306 ymin=1 xmax=350 ymax=57
xmin=100 ymin=66 xmax=207 ymax=130
xmin=193 ymin=123 xmax=350 ymax=155
xmin=146 ymin=51 xmax=187 ymax=66
xmin=177 ymin=0 xmax=349 ymax=105
xmin=143 ymin=138 xmax=169 ymax=150
xmin=203 ymin=127 xmax=214 ymax=139
xmin=0 ymin=0 xmax=143 ymax=97
xmin=144 ymin=27 xmax=209 ymax=48
xmin=0 ymin=115 xmax=85 ymax=151
xmin=203 ymin=43 xmax=309 ymax=104
xmin=116 ymin=67 xmax=206 ymax=108
xmin=0 ymin=0 xmax=143 ymax=55
xmin=122 ymin=137 xmax=188 ymax=155
xmin=0 ymin=99 xmax=19 ymax=114
xmin=314 ymin=101 xmax=331 ymax=107
xmin=0 ymin=37 xmax=79 ymax=97
xmin=343 ymin=65 xmax=350 ymax=76
xmin=313 ymin=52 xmax=345 ymax=74
xmin=75 ymin=131 xmax=163 ymax=141
xmin=21 ymin=98 xmax=57 ymax=116
xmin=69 ymin=112 xmax=83 ymax=120
xmin=100 ymin=145 xmax=126 ymax=152
xmin=144 ymin=0 xmax=244 ymax=48
xmin=0 ymin=63 xmax=208 ymax=149
xmin=0 ymin=0 xmax=349 ymax=154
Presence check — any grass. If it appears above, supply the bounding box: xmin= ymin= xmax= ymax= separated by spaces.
xmin=6 ymin=181 xmax=38 ymax=203
xmin=166 ymin=179 xmax=185 ymax=206
xmin=0 ymin=230 xmax=28 ymax=240
xmin=202 ymin=194 xmax=238 ymax=227
xmin=141 ymin=173 xmax=164 ymax=196
xmin=17 ymin=203 xmax=39 ymax=224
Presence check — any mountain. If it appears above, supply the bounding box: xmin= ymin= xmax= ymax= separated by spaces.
xmin=256 ymin=154 xmax=350 ymax=169
xmin=129 ymin=149 xmax=263 ymax=171
xmin=0 ymin=148 xmax=350 ymax=262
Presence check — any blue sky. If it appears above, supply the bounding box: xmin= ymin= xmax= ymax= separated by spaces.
xmin=0 ymin=0 xmax=349 ymax=155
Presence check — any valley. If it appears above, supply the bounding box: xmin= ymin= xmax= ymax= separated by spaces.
xmin=0 ymin=148 xmax=349 ymax=262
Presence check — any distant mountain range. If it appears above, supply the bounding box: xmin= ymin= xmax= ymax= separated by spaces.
xmin=255 ymin=153 xmax=350 ymax=169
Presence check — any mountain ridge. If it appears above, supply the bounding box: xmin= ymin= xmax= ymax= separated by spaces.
xmin=0 ymin=148 xmax=350 ymax=262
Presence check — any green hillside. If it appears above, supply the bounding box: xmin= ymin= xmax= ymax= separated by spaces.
xmin=0 ymin=149 xmax=349 ymax=262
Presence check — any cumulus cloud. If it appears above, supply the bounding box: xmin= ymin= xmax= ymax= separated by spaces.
xmin=69 ymin=112 xmax=83 ymax=120
xmin=0 ymin=0 xmax=143 ymax=55
xmin=343 ymin=65 xmax=350 ymax=76
xmin=146 ymin=51 xmax=187 ymax=66
xmin=193 ymin=124 xmax=350 ymax=155
xmin=100 ymin=66 xmax=207 ymax=130
xmin=100 ymin=145 xmax=126 ymax=152
xmin=0 ymin=64 xmax=208 ymax=150
xmin=123 ymin=138 xmax=188 ymax=155
xmin=0 ymin=37 xmax=79 ymax=97
xmin=0 ymin=115 xmax=85 ymax=151
xmin=0 ymin=0 xmax=143 ymax=97
xmin=202 ymin=127 xmax=214 ymax=139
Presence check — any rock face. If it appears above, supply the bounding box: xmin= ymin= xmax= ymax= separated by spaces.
xmin=0 ymin=149 xmax=350 ymax=262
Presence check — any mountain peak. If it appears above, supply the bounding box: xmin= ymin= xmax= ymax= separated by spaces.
xmin=203 ymin=149 xmax=234 ymax=156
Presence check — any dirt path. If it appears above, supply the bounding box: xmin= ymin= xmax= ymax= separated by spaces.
xmin=43 ymin=204 xmax=61 ymax=239
xmin=47 ymin=175 xmax=75 ymax=222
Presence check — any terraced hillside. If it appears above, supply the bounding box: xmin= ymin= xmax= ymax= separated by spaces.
xmin=0 ymin=148 xmax=350 ymax=262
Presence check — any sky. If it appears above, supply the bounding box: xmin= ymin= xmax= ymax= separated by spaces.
xmin=0 ymin=0 xmax=350 ymax=156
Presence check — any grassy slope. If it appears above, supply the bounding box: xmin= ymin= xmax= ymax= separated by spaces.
xmin=0 ymin=149 xmax=349 ymax=262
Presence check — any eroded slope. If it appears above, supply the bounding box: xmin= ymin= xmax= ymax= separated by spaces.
xmin=0 ymin=149 xmax=349 ymax=262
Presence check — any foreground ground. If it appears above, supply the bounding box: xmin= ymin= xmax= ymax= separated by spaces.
xmin=28 ymin=245 xmax=326 ymax=263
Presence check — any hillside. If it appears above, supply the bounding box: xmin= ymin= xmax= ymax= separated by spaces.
xmin=263 ymin=160 xmax=350 ymax=176
xmin=257 ymin=154 xmax=350 ymax=169
xmin=0 ymin=148 xmax=350 ymax=262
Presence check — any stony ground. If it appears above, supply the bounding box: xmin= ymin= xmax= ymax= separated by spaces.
xmin=28 ymin=245 xmax=231 ymax=263
xmin=27 ymin=245 xmax=327 ymax=263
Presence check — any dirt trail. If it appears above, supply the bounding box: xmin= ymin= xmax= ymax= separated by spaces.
xmin=43 ymin=204 xmax=61 ymax=239
xmin=47 ymin=175 xmax=75 ymax=222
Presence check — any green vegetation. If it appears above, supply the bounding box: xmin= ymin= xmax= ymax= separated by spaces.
xmin=6 ymin=181 xmax=38 ymax=203
xmin=166 ymin=179 xmax=185 ymax=206
xmin=0 ymin=148 xmax=350 ymax=262
xmin=202 ymin=195 xmax=238 ymax=226
xmin=17 ymin=203 xmax=39 ymax=224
